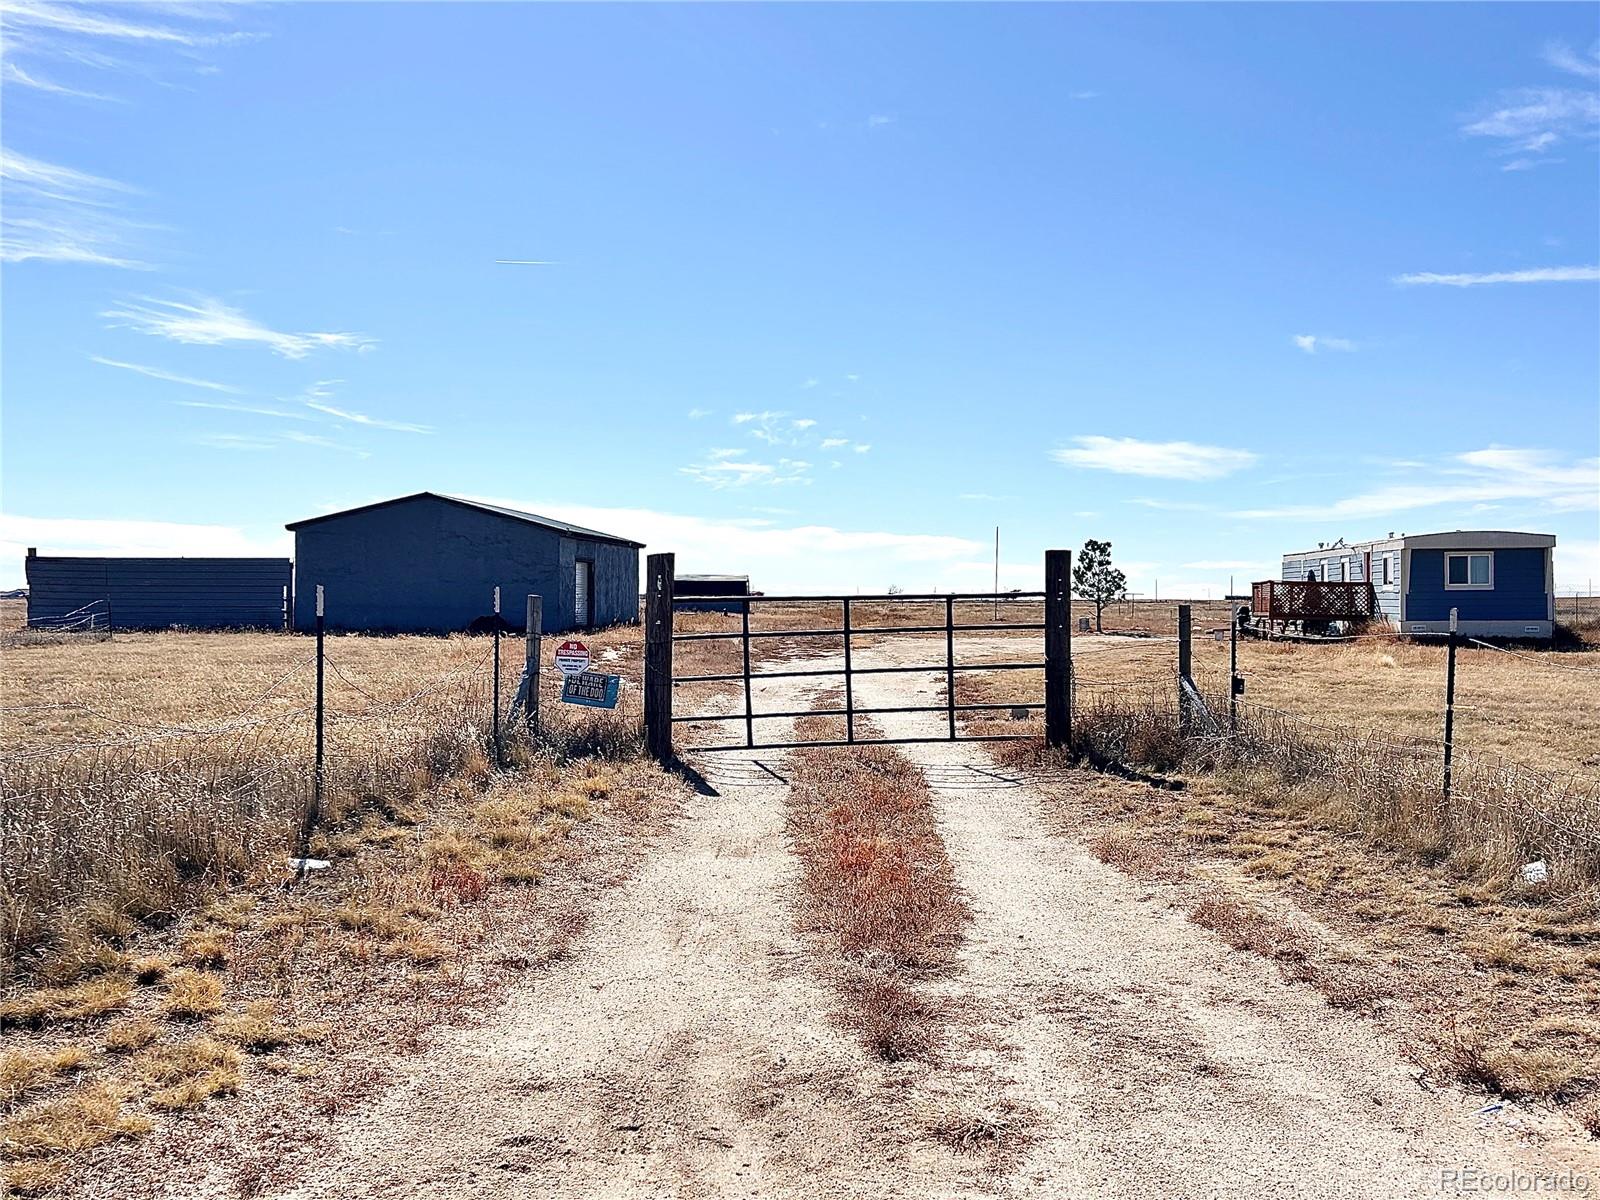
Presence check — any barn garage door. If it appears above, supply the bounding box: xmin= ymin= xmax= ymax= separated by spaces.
xmin=574 ymin=559 xmax=593 ymax=627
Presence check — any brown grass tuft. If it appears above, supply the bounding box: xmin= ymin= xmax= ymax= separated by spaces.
xmin=1 ymin=1079 xmax=152 ymax=1157
xmin=134 ymin=1036 xmax=242 ymax=1110
xmin=103 ymin=1017 xmax=161 ymax=1054
xmin=3 ymin=1159 xmax=69 ymax=1196
xmin=0 ymin=1046 xmax=90 ymax=1104
xmin=0 ymin=977 xmax=131 ymax=1028
xmin=160 ymin=969 xmax=225 ymax=1020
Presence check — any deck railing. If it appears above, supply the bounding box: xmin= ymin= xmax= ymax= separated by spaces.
xmin=1252 ymin=579 xmax=1378 ymax=623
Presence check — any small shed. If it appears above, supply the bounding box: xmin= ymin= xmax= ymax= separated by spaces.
xmin=1277 ymin=530 xmax=1556 ymax=638
xmin=23 ymin=551 xmax=291 ymax=630
xmin=675 ymin=574 xmax=752 ymax=614
xmin=286 ymin=493 xmax=643 ymax=634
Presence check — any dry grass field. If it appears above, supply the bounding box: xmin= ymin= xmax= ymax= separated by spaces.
xmin=5 ymin=591 xmax=1600 ymax=1189
xmin=1 ymin=604 xmax=678 ymax=1196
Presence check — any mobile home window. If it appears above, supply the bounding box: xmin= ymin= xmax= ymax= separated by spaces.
xmin=1381 ymin=557 xmax=1391 ymax=586
xmin=1445 ymin=552 xmax=1492 ymax=589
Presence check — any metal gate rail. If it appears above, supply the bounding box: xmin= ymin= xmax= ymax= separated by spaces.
xmin=642 ymin=553 xmax=1074 ymax=761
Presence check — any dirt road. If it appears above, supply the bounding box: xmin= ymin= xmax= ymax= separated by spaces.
xmin=267 ymin=640 xmax=1594 ymax=1198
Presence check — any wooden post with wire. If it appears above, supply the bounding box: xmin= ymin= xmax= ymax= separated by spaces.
xmin=1044 ymin=549 xmax=1072 ymax=751
xmin=1443 ymin=606 xmax=1458 ymax=803
xmin=644 ymin=553 xmax=676 ymax=764
xmin=522 ymin=594 xmax=542 ymax=734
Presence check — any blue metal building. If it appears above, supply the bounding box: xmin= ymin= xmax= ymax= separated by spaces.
xmin=1280 ymin=530 xmax=1557 ymax=638
xmin=23 ymin=551 xmax=291 ymax=630
xmin=675 ymin=574 xmax=752 ymax=614
xmin=286 ymin=492 xmax=643 ymax=634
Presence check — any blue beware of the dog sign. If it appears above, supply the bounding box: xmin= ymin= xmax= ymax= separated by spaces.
xmin=561 ymin=671 xmax=621 ymax=709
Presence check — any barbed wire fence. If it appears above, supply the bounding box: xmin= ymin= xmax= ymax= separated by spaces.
xmin=0 ymin=587 xmax=590 ymax=972
xmin=1075 ymin=602 xmax=1600 ymax=895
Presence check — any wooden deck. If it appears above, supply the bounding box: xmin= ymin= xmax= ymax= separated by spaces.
xmin=1252 ymin=579 xmax=1377 ymax=624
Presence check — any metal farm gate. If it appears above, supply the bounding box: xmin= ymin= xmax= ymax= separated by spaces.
xmin=643 ymin=551 xmax=1073 ymax=761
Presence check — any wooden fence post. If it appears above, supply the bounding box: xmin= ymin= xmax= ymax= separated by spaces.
xmin=644 ymin=552 xmax=676 ymax=764
xmin=1177 ymin=603 xmax=1193 ymax=735
xmin=524 ymin=594 xmax=541 ymax=733
xmin=508 ymin=595 xmax=542 ymax=733
xmin=1045 ymin=549 xmax=1071 ymax=751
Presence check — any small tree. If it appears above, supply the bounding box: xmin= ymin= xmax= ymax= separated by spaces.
xmin=1073 ymin=538 xmax=1127 ymax=632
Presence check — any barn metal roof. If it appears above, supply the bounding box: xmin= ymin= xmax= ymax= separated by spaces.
xmin=285 ymin=492 xmax=645 ymax=548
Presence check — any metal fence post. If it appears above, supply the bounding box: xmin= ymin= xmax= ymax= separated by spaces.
xmin=1443 ymin=606 xmax=1458 ymax=803
xmin=843 ymin=597 xmax=855 ymax=744
xmin=1045 ymin=549 xmax=1071 ymax=750
xmin=741 ymin=597 xmax=754 ymax=749
xmin=644 ymin=552 xmax=676 ymax=764
xmin=492 ymin=586 xmax=502 ymax=767
xmin=1229 ymin=603 xmax=1240 ymax=733
xmin=298 ymin=584 xmax=326 ymax=879
xmin=945 ymin=595 xmax=957 ymax=739
xmin=1177 ymin=603 xmax=1193 ymax=735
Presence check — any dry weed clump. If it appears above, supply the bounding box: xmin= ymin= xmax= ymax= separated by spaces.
xmin=0 ymin=1046 xmax=89 ymax=1105
xmin=1 ymin=1078 xmax=152 ymax=1157
xmin=785 ymin=707 xmax=970 ymax=1061
xmin=133 ymin=1037 xmax=242 ymax=1110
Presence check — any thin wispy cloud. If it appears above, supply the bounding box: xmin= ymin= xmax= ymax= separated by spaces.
xmin=1233 ymin=447 xmax=1598 ymax=520
xmin=1460 ymin=42 xmax=1599 ymax=163
xmin=301 ymin=396 xmax=431 ymax=434
xmin=280 ymin=430 xmax=371 ymax=457
xmin=1053 ymin=435 xmax=1258 ymax=481
xmin=1128 ymin=498 xmax=1211 ymax=512
xmin=103 ymin=296 xmax=376 ymax=358
xmin=687 ymin=407 xmax=711 ymax=420
xmin=1292 ymin=334 xmax=1357 ymax=354
xmin=867 ymin=114 xmax=896 ymax=128
xmin=820 ymin=437 xmax=849 ymax=449
xmin=1394 ymin=266 xmax=1600 ymax=287
xmin=91 ymin=356 xmax=240 ymax=393
xmin=194 ymin=432 xmax=277 ymax=452
xmin=1 ymin=59 xmax=114 ymax=100
xmin=175 ymin=400 xmax=312 ymax=421
xmin=1544 ymin=39 xmax=1600 ymax=82
xmin=680 ymin=456 xmax=796 ymax=489
xmin=1501 ymin=156 xmax=1564 ymax=173
xmin=0 ymin=0 xmax=257 ymax=98
xmin=0 ymin=148 xmax=145 ymax=267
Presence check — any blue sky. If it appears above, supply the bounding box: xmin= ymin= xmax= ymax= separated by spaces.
xmin=3 ymin=2 xmax=1597 ymax=595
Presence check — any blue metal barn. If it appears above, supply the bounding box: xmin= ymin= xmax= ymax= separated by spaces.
xmin=1280 ymin=530 xmax=1557 ymax=639
xmin=23 ymin=552 xmax=291 ymax=630
xmin=286 ymin=492 xmax=643 ymax=634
